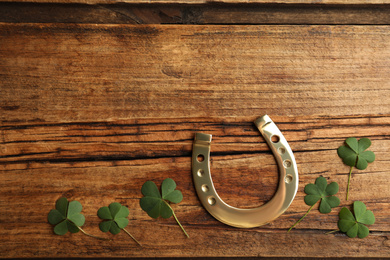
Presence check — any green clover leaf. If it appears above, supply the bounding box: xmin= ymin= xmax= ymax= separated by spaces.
xmin=48 ymin=197 xmax=85 ymax=235
xmin=140 ymin=178 xmax=183 ymax=219
xmin=338 ymin=201 xmax=375 ymax=238
xmin=288 ymin=176 xmax=340 ymax=232
xmin=98 ymin=202 xmax=129 ymax=234
xmin=338 ymin=138 xmax=375 ymax=170
xmin=97 ymin=202 xmax=141 ymax=246
xmin=337 ymin=137 xmax=375 ymax=200
xmin=48 ymin=197 xmax=108 ymax=240
xmin=140 ymin=178 xmax=188 ymax=238
xmin=304 ymin=176 xmax=340 ymax=213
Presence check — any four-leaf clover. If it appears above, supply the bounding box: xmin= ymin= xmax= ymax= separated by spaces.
xmin=288 ymin=176 xmax=340 ymax=232
xmin=98 ymin=202 xmax=141 ymax=246
xmin=338 ymin=137 xmax=375 ymax=200
xmin=140 ymin=178 xmax=188 ymax=237
xmin=338 ymin=201 xmax=375 ymax=238
xmin=304 ymin=176 xmax=340 ymax=213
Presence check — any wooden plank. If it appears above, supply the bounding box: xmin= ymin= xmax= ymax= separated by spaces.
xmin=1 ymin=24 xmax=390 ymax=121
xmin=1 ymin=117 xmax=389 ymax=257
xmin=1 ymin=0 xmax=390 ymax=5
xmin=0 ymin=3 xmax=181 ymax=25
xmin=200 ymin=4 xmax=390 ymax=24
xmin=2 ymin=3 xmax=390 ymax=25
xmin=1 ymin=24 xmax=390 ymax=258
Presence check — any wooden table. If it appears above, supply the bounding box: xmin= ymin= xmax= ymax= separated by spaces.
xmin=1 ymin=1 xmax=389 ymax=258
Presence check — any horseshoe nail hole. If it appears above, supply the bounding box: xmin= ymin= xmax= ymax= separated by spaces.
xmin=208 ymin=197 xmax=216 ymax=206
xmin=201 ymin=184 xmax=209 ymax=193
xmin=197 ymin=154 xmax=205 ymax=162
xmin=283 ymin=160 xmax=292 ymax=168
xmin=278 ymin=147 xmax=286 ymax=155
xmin=197 ymin=169 xmax=204 ymax=177
xmin=285 ymin=175 xmax=293 ymax=184
xmin=271 ymin=135 xmax=280 ymax=143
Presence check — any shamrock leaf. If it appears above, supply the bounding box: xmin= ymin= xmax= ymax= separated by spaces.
xmin=304 ymin=176 xmax=340 ymax=213
xmin=338 ymin=137 xmax=375 ymax=170
xmin=48 ymin=197 xmax=109 ymax=240
xmin=288 ymin=176 xmax=340 ymax=232
xmin=98 ymin=202 xmax=141 ymax=246
xmin=48 ymin=197 xmax=85 ymax=235
xmin=140 ymin=178 xmax=188 ymax=238
xmin=337 ymin=137 xmax=375 ymax=200
xmin=140 ymin=178 xmax=183 ymax=219
xmin=338 ymin=201 xmax=375 ymax=238
xmin=98 ymin=202 xmax=129 ymax=234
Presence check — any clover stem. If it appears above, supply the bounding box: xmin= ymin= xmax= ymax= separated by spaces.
xmin=346 ymin=166 xmax=353 ymax=201
xmin=287 ymin=204 xmax=315 ymax=232
xmin=77 ymin=226 xmax=111 ymax=240
xmin=122 ymin=228 xmax=142 ymax=247
xmin=325 ymin=229 xmax=340 ymax=235
xmin=164 ymin=201 xmax=189 ymax=238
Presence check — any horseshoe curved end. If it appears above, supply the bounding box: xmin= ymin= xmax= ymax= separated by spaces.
xmin=192 ymin=115 xmax=299 ymax=228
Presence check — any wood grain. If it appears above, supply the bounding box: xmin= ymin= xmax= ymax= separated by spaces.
xmin=2 ymin=3 xmax=390 ymax=25
xmin=1 ymin=0 xmax=390 ymax=4
xmin=1 ymin=24 xmax=390 ymax=257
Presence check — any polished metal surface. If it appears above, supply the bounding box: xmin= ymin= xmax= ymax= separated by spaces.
xmin=192 ymin=115 xmax=299 ymax=228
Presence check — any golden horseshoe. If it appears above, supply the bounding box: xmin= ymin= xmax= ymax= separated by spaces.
xmin=192 ymin=115 xmax=298 ymax=228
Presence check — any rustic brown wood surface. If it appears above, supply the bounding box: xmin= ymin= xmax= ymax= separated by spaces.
xmin=1 ymin=22 xmax=390 ymax=258
xmin=2 ymin=0 xmax=390 ymax=4
xmin=3 ymin=3 xmax=390 ymax=25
